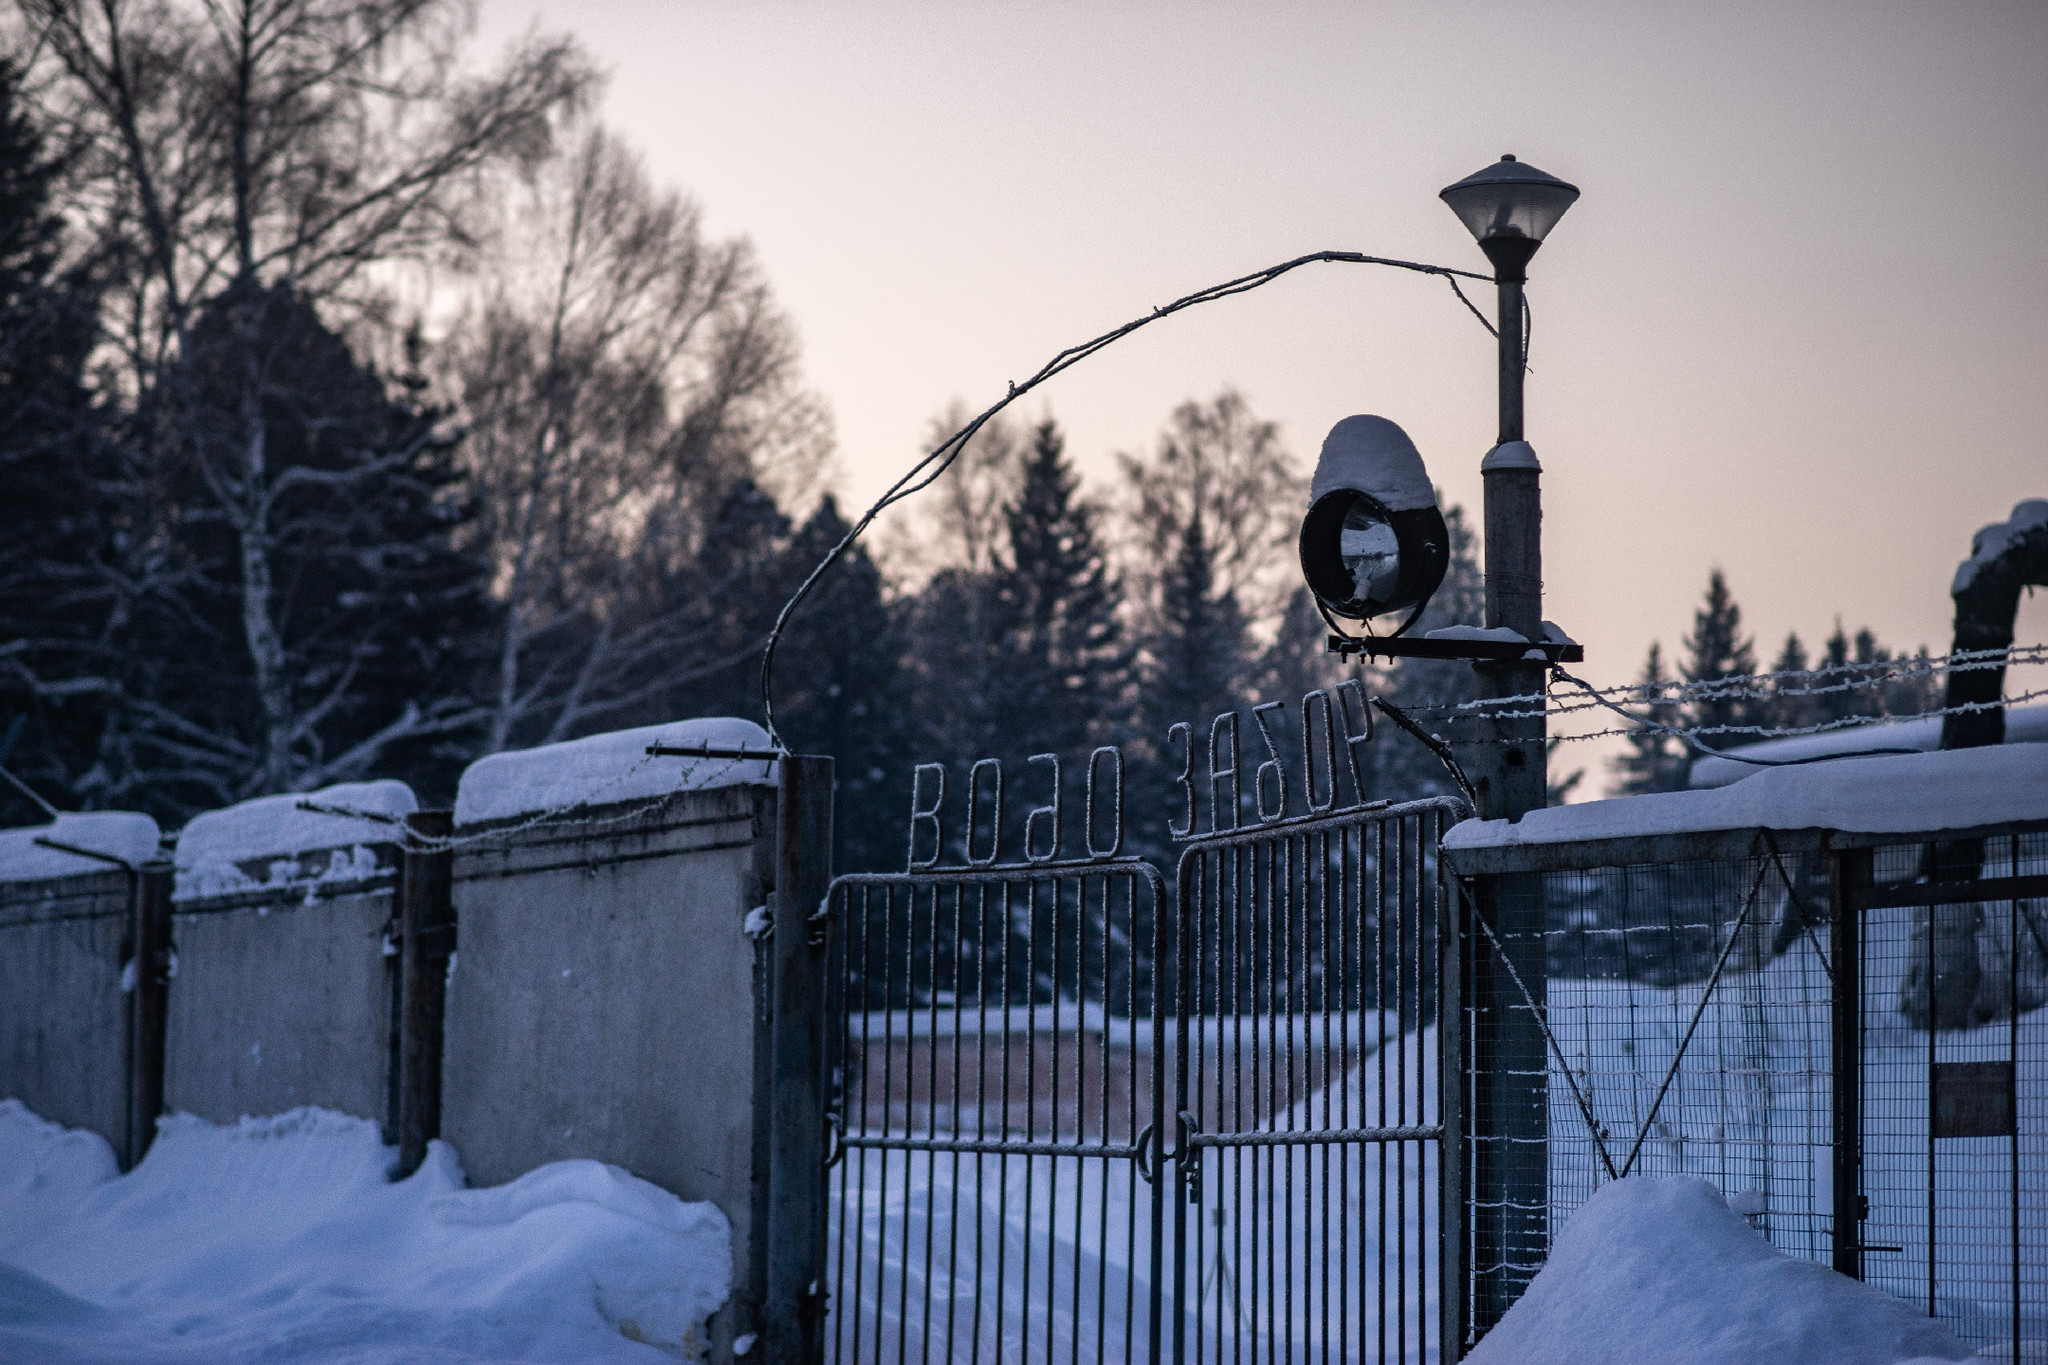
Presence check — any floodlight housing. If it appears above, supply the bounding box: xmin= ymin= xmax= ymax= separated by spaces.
xmin=1298 ymin=416 xmax=1449 ymax=632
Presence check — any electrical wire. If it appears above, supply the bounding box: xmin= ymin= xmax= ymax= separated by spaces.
xmin=757 ymin=249 xmax=1497 ymax=747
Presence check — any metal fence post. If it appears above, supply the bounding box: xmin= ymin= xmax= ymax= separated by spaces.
xmin=1440 ymin=857 xmax=1468 ymax=1360
xmin=396 ymin=810 xmax=455 ymax=1178
xmin=1830 ymin=844 xmax=1871 ymax=1280
xmin=125 ymin=862 xmax=173 ymax=1169
xmin=1467 ymin=868 xmax=1547 ymax=1335
xmin=765 ymin=755 xmax=832 ymax=1365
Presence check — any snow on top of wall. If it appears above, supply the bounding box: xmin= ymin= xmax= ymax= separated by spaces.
xmin=1953 ymin=499 xmax=2048 ymax=595
xmin=174 ymin=780 xmax=415 ymax=901
xmin=0 ymin=1099 xmax=730 ymax=1364
xmin=1689 ymin=700 xmax=2048 ymax=789
xmin=1309 ymin=415 xmax=1436 ymax=512
xmin=455 ymin=717 xmax=775 ymax=828
xmin=0 ymin=812 xmax=160 ymax=884
xmin=1447 ymin=743 xmax=2048 ymax=852
xmin=1463 ymin=1176 xmax=1969 ymax=1365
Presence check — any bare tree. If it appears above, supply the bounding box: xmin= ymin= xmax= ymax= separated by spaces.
xmin=6 ymin=0 xmax=592 ymax=809
xmin=877 ymin=401 xmax=1027 ymax=584
xmin=445 ymin=119 xmax=827 ymax=752
xmin=1117 ymin=387 xmax=1304 ymax=638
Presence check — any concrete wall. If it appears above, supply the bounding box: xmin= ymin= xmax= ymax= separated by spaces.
xmin=0 ymin=869 xmax=132 ymax=1148
xmin=442 ymin=781 xmax=775 ymax=1361
xmin=164 ymin=870 xmax=398 ymax=1126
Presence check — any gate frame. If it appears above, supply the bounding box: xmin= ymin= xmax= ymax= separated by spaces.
xmin=1168 ymin=793 xmax=1469 ymax=1365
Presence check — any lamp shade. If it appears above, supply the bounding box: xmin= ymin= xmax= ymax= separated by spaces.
xmin=1439 ymin=155 xmax=1580 ymax=245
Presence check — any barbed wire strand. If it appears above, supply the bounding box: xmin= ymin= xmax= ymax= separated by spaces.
xmin=756 ymin=249 xmax=1496 ymax=748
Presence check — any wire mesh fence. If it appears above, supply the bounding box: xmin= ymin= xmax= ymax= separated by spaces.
xmin=1461 ymin=825 xmax=2047 ymax=1356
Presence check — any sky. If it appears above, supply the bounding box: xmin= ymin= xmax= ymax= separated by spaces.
xmin=474 ymin=0 xmax=2048 ymax=787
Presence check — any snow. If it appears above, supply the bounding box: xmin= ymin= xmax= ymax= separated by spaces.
xmin=455 ymin=718 xmax=775 ymax=828
xmin=174 ymin=780 xmax=416 ymax=901
xmin=1463 ymin=1176 xmax=1971 ymax=1365
xmin=0 ymin=812 xmax=160 ymax=882
xmin=1446 ymin=743 xmax=2048 ymax=852
xmin=1425 ymin=624 xmax=1528 ymax=644
xmin=1479 ymin=439 xmax=1541 ymax=472
xmin=1309 ymin=415 xmax=1437 ymax=512
xmin=1953 ymin=500 xmax=2048 ymax=595
xmin=1690 ymin=700 xmax=2048 ymax=789
xmin=0 ymin=1100 xmax=731 ymax=1364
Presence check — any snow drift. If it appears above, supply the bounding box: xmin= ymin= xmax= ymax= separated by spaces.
xmin=1465 ymin=1176 xmax=1971 ymax=1365
xmin=0 ymin=1100 xmax=730 ymax=1364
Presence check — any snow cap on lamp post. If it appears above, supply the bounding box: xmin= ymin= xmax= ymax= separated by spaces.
xmin=1298 ymin=415 xmax=1449 ymax=635
xmin=1439 ymin=153 xmax=1580 ymax=278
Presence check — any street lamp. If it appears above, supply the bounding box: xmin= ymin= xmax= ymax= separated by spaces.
xmin=1440 ymin=152 xmax=1577 ymax=1339
xmin=1438 ymin=153 xmax=1578 ymax=822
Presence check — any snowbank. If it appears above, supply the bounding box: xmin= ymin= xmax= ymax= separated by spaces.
xmin=0 ymin=811 xmax=160 ymax=882
xmin=455 ymin=718 xmax=776 ymax=828
xmin=1465 ymin=1176 xmax=1970 ymax=1365
xmin=1466 ymin=1178 xmax=1974 ymax=1365
xmin=1690 ymin=701 xmax=2048 ymax=788
xmin=1447 ymin=743 xmax=2048 ymax=854
xmin=0 ymin=1099 xmax=730 ymax=1364
xmin=173 ymin=779 xmax=417 ymax=901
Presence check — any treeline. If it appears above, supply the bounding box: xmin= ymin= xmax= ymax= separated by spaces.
xmin=1611 ymin=570 xmax=1937 ymax=794
xmin=0 ymin=0 xmax=1488 ymax=873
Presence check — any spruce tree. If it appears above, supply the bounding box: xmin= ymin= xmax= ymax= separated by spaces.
xmin=1680 ymin=570 xmax=1762 ymax=757
xmin=0 ymin=57 xmax=104 ymax=820
xmin=1610 ymin=642 xmax=1689 ymax=794
xmin=1767 ymin=632 xmax=1812 ymax=731
xmin=994 ymin=420 xmax=1130 ymax=760
xmin=772 ymin=496 xmax=911 ymax=873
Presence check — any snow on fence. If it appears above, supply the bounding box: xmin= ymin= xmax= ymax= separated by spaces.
xmin=0 ymin=718 xmax=811 ymax=1365
xmin=1446 ymin=743 xmax=2048 ymax=1357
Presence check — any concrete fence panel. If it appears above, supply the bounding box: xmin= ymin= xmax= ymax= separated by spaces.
xmin=0 ymin=813 xmax=161 ymax=1163
xmin=164 ymin=782 xmax=416 ymax=1127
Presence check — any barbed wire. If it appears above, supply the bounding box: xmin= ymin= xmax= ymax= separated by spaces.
xmin=756 ymin=248 xmax=1499 ymax=748
xmin=1395 ymin=644 xmax=2048 ymax=720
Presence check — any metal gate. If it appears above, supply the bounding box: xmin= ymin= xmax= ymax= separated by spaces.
xmin=1836 ymin=830 xmax=2048 ymax=1356
xmin=818 ymin=714 xmax=1463 ymax=1364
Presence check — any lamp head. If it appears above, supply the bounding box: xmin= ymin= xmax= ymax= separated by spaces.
xmin=1439 ymin=154 xmax=1580 ymax=278
xmin=1298 ymin=416 xmax=1449 ymax=629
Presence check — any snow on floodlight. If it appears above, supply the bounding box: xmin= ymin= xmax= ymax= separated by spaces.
xmin=1298 ymin=415 xmax=1450 ymax=635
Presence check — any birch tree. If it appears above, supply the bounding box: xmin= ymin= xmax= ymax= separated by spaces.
xmin=7 ymin=0 xmax=589 ymax=810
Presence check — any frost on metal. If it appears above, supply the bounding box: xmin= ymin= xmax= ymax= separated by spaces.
xmin=454 ymin=717 xmax=774 ymax=828
xmin=173 ymin=780 xmax=415 ymax=901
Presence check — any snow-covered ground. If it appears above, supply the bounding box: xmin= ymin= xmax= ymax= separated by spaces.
xmin=0 ymin=1102 xmax=729 ymax=1364
xmin=1547 ymin=918 xmax=2047 ymax=1355
xmin=1466 ymin=1176 xmax=1972 ymax=1365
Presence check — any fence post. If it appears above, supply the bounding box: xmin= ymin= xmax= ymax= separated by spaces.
xmin=1467 ymin=868 xmax=1547 ymax=1336
xmin=396 ymin=810 xmax=455 ymax=1178
xmin=1830 ymin=844 xmax=1871 ymax=1280
xmin=1440 ymin=853 xmax=1468 ymax=1360
xmin=764 ymin=755 xmax=832 ymax=1365
xmin=125 ymin=862 xmax=172 ymax=1169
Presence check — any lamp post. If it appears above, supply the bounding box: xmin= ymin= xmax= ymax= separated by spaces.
xmin=1439 ymin=152 xmax=1579 ymax=1339
xmin=1439 ymin=153 xmax=1579 ymax=820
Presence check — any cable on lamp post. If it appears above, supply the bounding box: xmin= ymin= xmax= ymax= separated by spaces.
xmin=1439 ymin=152 xmax=1579 ymax=1342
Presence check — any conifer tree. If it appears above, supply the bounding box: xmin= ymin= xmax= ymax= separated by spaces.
xmin=1610 ymin=642 xmax=1689 ymax=794
xmin=1680 ymin=570 xmax=1762 ymax=756
xmin=994 ymin=420 xmax=1130 ymax=760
